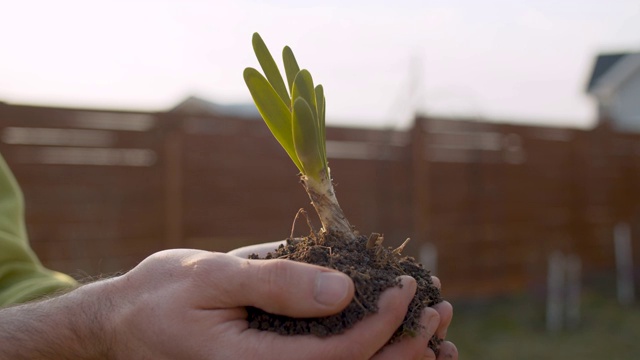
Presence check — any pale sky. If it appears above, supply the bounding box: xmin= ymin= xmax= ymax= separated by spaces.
xmin=1 ymin=0 xmax=639 ymax=129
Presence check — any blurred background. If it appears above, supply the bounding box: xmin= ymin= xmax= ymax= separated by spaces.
xmin=1 ymin=0 xmax=640 ymax=358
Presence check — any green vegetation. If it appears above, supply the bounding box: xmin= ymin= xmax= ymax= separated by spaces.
xmin=243 ymin=33 xmax=326 ymax=182
xmin=449 ymin=292 xmax=640 ymax=359
xmin=243 ymin=32 xmax=354 ymax=240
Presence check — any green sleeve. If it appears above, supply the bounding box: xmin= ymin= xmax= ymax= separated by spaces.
xmin=0 ymin=153 xmax=77 ymax=307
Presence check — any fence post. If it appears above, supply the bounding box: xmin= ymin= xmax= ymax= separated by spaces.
xmin=419 ymin=243 xmax=438 ymax=276
xmin=614 ymin=222 xmax=635 ymax=305
xmin=565 ymin=254 xmax=581 ymax=329
xmin=546 ymin=251 xmax=565 ymax=332
xmin=161 ymin=114 xmax=184 ymax=249
xmin=411 ymin=118 xmax=430 ymax=243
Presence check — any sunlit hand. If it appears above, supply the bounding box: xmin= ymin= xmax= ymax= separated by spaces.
xmin=0 ymin=245 xmax=456 ymax=359
xmin=104 ymin=248 xmax=431 ymax=359
xmin=230 ymin=242 xmax=458 ymax=359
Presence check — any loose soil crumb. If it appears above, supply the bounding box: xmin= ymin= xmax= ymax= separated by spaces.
xmin=247 ymin=231 xmax=443 ymax=353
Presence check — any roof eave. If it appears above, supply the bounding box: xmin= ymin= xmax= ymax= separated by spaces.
xmin=589 ymin=53 xmax=640 ymax=98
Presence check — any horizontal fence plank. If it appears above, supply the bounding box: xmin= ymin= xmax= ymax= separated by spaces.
xmin=1 ymin=103 xmax=640 ymax=299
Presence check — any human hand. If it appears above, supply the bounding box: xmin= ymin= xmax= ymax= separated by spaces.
xmin=0 ymin=244 xmax=456 ymax=359
xmin=104 ymin=248 xmax=440 ymax=359
xmin=230 ymin=241 xmax=458 ymax=359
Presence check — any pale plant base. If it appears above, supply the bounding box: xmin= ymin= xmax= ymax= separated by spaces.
xmin=300 ymin=172 xmax=356 ymax=242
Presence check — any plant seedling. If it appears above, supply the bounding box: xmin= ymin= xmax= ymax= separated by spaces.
xmin=243 ymin=32 xmax=443 ymax=352
xmin=243 ymin=33 xmax=353 ymax=241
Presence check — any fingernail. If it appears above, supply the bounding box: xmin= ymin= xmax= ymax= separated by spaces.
xmin=315 ymin=272 xmax=350 ymax=306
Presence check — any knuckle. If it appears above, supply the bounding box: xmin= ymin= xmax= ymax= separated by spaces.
xmin=257 ymin=259 xmax=291 ymax=298
xmin=183 ymin=252 xmax=227 ymax=288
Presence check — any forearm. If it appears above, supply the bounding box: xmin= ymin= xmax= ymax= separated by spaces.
xmin=0 ymin=280 xmax=115 ymax=359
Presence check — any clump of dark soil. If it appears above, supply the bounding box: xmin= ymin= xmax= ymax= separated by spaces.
xmin=247 ymin=230 xmax=443 ymax=352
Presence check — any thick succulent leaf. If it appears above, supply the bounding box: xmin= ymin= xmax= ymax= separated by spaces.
xmin=292 ymin=98 xmax=324 ymax=180
xmin=315 ymin=84 xmax=327 ymax=164
xmin=251 ymin=33 xmax=290 ymax=107
xmin=243 ymin=67 xmax=303 ymax=172
xmin=283 ymin=46 xmax=301 ymax=96
xmin=292 ymin=70 xmax=318 ymax=122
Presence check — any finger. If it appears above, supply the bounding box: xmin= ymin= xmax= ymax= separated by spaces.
xmin=347 ymin=276 xmax=418 ymax=359
xmin=424 ymin=349 xmax=437 ymax=360
xmin=237 ymin=276 xmax=418 ymax=360
xmin=432 ymin=301 xmax=453 ymax=339
xmin=431 ymin=276 xmax=441 ymax=289
xmin=373 ymin=305 xmax=439 ymax=360
xmin=228 ymin=240 xmax=285 ymax=258
xmin=436 ymin=341 xmax=458 ymax=359
xmin=190 ymin=253 xmax=354 ymax=317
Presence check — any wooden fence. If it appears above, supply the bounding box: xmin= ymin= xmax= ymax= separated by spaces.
xmin=412 ymin=118 xmax=640 ymax=296
xmin=0 ymin=102 xmax=638 ymax=298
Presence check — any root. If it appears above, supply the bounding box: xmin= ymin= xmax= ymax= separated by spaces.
xmin=352 ymin=286 xmax=368 ymax=312
xmin=318 ymin=245 xmax=334 ymax=268
xmin=366 ymin=233 xmax=385 ymax=249
xmin=392 ymin=238 xmax=411 ymax=256
xmin=366 ymin=233 xmax=380 ymax=249
xmin=289 ymin=208 xmax=315 ymax=239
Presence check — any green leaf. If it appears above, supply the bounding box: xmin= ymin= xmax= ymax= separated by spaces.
xmin=292 ymin=98 xmax=324 ymax=179
xmin=243 ymin=67 xmax=303 ymax=172
xmin=315 ymin=84 xmax=326 ymax=165
xmin=283 ymin=46 xmax=300 ymax=96
xmin=292 ymin=70 xmax=318 ymax=122
xmin=251 ymin=33 xmax=290 ymax=107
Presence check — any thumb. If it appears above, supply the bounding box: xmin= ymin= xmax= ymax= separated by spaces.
xmin=208 ymin=255 xmax=355 ymax=318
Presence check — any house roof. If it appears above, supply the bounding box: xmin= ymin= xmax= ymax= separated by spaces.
xmin=585 ymin=53 xmax=627 ymax=92
xmin=170 ymin=96 xmax=259 ymax=118
xmin=586 ymin=52 xmax=640 ymax=97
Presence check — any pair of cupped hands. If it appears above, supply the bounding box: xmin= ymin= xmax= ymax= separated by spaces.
xmin=104 ymin=241 xmax=457 ymax=359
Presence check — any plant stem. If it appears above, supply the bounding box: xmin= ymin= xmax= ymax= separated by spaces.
xmin=301 ymin=171 xmax=356 ymax=241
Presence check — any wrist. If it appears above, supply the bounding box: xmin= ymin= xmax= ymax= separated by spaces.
xmin=64 ymin=279 xmax=117 ymax=359
xmin=0 ymin=279 xmax=117 ymax=359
